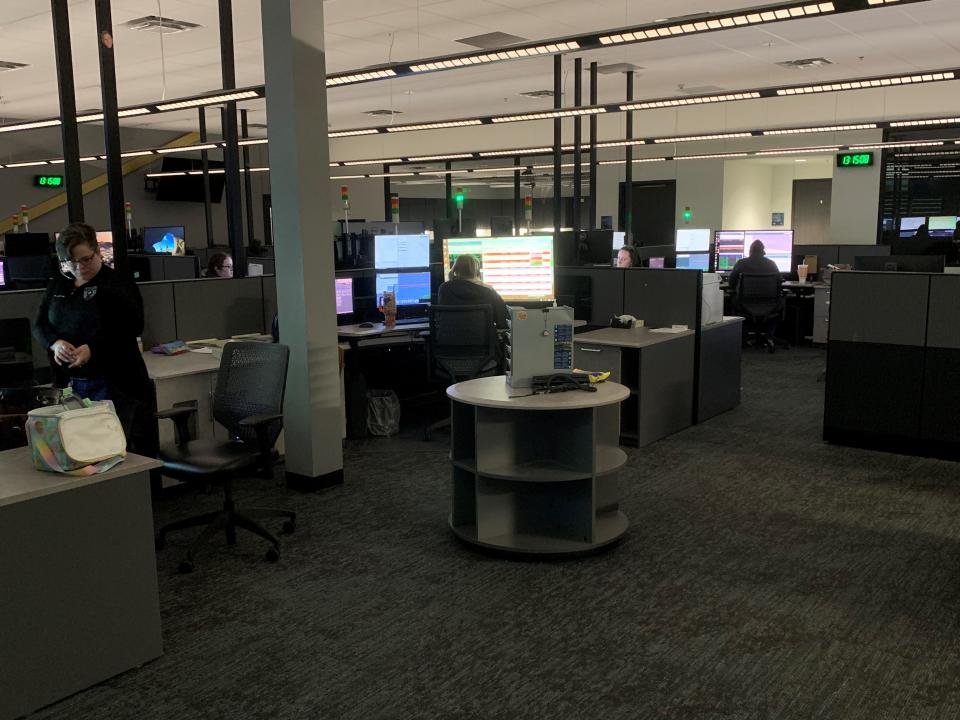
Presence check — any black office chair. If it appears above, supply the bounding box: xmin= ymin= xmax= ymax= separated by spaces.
xmin=424 ymin=304 xmax=500 ymax=441
xmin=155 ymin=341 xmax=295 ymax=573
xmin=735 ymin=273 xmax=787 ymax=354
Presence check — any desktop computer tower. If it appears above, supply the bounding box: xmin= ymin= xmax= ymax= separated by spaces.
xmin=505 ymin=305 xmax=575 ymax=388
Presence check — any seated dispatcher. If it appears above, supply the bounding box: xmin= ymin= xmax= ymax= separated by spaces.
xmin=727 ymin=239 xmax=781 ymax=289
xmin=33 ymin=222 xmax=156 ymax=455
xmin=437 ymin=254 xmax=508 ymax=329
xmin=205 ymin=252 xmax=234 ymax=278
xmin=616 ymin=245 xmax=639 ymax=268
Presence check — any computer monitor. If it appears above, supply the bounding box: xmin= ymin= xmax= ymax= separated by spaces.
xmin=375 ymin=271 xmax=432 ymax=306
xmin=611 ymin=231 xmax=626 ymax=254
xmin=714 ymin=230 xmax=794 ymax=273
xmin=929 ymin=215 xmax=957 ymax=237
xmin=899 ymin=217 xmax=926 ymax=238
xmin=4 ymin=232 xmax=50 ymax=257
xmin=144 ymin=226 xmax=186 ymax=254
xmin=676 ymin=228 xmax=711 ymax=253
xmin=648 ymin=257 xmax=665 ymax=269
xmin=443 ymin=235 xmax=555 ymax=301
xmin=95 ymin=231 xmax=115 ymax=268
xmin=335 ymin=277 xmax=354 ymax=315
xmin=374 ymin=234 xmax=430 ymax=270
xmin=581 ymin=230 xmax=615 ymax=265
xmin=0 ymin=257 xmax=6 ymax=288
xmin=676 ymin=253 xmax=710 ymax=271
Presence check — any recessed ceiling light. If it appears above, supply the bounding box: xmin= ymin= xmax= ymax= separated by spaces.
xmin=777 ymin=57 xmax=834 ymax=69
xmin=0 ymin=60 xmax=28 ymax=72
xmin=364 ymin=109 xmax=403 ymax=116
xmin=456 ymin=32 xmax=529 ymax=49
xmin=123 ymin=15 xmax=202 ymax=34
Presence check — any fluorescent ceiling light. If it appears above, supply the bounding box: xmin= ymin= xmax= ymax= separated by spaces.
xmin=621 ymin=92 xmax=762 ymax=111
xmin=0 ymin=119 xmax=60 ymax=133
xmin=491 ymin=108 xmax=607 ymax=123
xmin=120 ymin=150 xmax=156 ymax=158
xmin=238 ymin=138 xmax=269 ymax=146
xmin=889 ymin=117 xmax=960 ymax=127
xmin=156 ymin=90 xmax=259 ymax=112
xmin=156 ymin=143 xmax=218 ymax=154
xmin=327 ymin=70 xmax=397 ymax=87
xmin=852 ymin=140 xmax=944 ymax=150
xmin=77 ymin=108 xmax=151 ymax=123
xmin=409 ymin=41 xmax=580 ymax=73
xmin=407 ymin=153 xmax=475 ymax=161
xmin=480 ymin=147 xmax=554 ymax=157
xmin=343 ymin=158 xmax=403 ymax=166
xmin=5 ymin=160 xmax=49 ymax=167
xmin=386 ymin=120 xmax=483 ymax=132
xmin=778 ymin=71 xmax=954 ymax=95
xmin=764 ymin=123 xmax=877 ymax=134
xmin=654 ymin=132 xmax=752 ymax=143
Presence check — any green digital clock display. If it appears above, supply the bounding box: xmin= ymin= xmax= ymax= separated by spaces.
xmin=33 ymin=174 xmax=64 ymax=188
xmin=836 ymin=152 xmax=874 ymax=168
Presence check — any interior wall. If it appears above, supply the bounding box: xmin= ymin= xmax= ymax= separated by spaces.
xmin=830 ymin=157 xmax=883 ymax=245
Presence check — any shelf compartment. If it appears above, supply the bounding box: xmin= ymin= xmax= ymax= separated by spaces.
xmin=476 ymin=476 xmax=593 ymax=545
xmin=450 ymin=510 xmax=628 ymax=554
xmin=594 ymin=446 xmax=627 ymax=477
xmin=451 ymin=466 xmax=476 ymax=528
xmin=450 ymin=401 xmax=476 ymax=464
xmin=475 ymin=407 xmax=594 ymax=478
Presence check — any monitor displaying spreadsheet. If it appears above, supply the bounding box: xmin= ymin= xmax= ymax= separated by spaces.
xmin=335 ymin=277 xmax=354 ymax=315
xmin=714 ymin=230 xmax=793 ymax=273
xmin=443 ymin=235 xmax=555 ymax=301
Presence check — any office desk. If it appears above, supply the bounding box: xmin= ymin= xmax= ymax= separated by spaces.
xmin=143 ymin=350 xmax=222 ymax=447
xmin=574 ymin=326 xmax=695 ymax=447
xmin=699 ymin=317 xmax=743 ymax=423
xmin=0 ymin=448 xmax=163 ymax=720
xmin=337 ymin=321 xmax=430 ymax=341
xmin=447 ymin=375 xmax=629 ymax=556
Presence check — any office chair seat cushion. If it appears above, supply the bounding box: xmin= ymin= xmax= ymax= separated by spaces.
xmin=159 ymin=438 xmax=261 ymax=479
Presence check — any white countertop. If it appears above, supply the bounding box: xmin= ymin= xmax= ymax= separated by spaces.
xmin=447 ymin=375 xmax=629 ymax=410
xmin=0 ymin=446 xmax=161 ymax=508
xmin=143 ymin=350 xmax=221 ymax=380
xmin=337 ymin=321 xmax=430 ymax=338
xmin=574 ymin=326 xmax=695 ymax=349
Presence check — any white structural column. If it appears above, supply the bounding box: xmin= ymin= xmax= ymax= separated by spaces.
xmin=261 ymin=0 xmax=343 ymax=488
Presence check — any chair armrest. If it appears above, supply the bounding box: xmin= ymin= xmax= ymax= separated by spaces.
xmin=155 ymin=405 xmax=197 ymax=445
xmin=239 ymin=413 xmax=284 ymax=459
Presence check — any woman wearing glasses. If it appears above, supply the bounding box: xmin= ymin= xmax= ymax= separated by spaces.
xmin=33 ymin=222 xmax=156 ymax=454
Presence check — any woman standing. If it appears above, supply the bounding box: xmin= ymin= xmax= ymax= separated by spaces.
xmin=33 ymin=222 xmax=157 ymax=455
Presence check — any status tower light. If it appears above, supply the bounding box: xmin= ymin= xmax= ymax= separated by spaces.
xmin=455 ymin=187 xmax=465 ymax=232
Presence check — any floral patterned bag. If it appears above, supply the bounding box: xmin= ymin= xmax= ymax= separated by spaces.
xmin=26 ymin=396 xmax=126 ymax=476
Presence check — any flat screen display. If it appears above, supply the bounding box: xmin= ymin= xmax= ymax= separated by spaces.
xmin=374 ymin=234 xmax=430 ymax=270
xmin=899 ymin=217 xmax=926 ymax=237
xmin=145 ymin=226 xmax=186 ymax=255
xmin=443 ymin=235 xmax=555 ymax=301
xmin=375 ymin=271 xmax=431 ymax=306
xmin=929 ymin=215 xmax=957 ymax=234
xmin=714 ymin=230 xmax=794 ymax=273
xmin=676 ymin=228 xmax=711 ymax=253
xmin=0 ymin=258 xmax=5 ymax=287
xmin=335 ymin=278 xmax=353 ymax=315
xmin=676 ymin=253 xmax=710 ymax=271
xmin=612 ymin=231 xmax=626 ymax=253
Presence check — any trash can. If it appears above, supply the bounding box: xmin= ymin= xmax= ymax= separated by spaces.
xmin=366 ymin=389 xmax=401 ymax=436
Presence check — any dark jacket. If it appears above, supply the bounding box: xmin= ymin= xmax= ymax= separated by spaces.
xmin=33 ymin=265 xmax=156 ymax=454
xmin=437 ymin=278 xmax=508 ymax=329
xmin=728 ymin=254 xmax=781 ymax=290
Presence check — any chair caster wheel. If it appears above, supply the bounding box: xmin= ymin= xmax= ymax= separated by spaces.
xmin=177 ymin=560 xmax=194 ymax=574
xmin=265 ymin=548 xmax=280 ymax=562
xmin=155 ymin=536 xmax=166 ymax=550
xmin=282 ymin=520 xmax=295 ymax=534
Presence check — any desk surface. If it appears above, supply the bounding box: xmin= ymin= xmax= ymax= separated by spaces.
xmin=143 ymin=349 xmax=221 ymax=380
xmin=448 ymin=375 xmax=629 ymax=410
xmin=337 ymin=321 xmax=430 ymax=338
xmin=783 ymin=281 xmax=828 ymax=289
xmin=575 ymin=325 xmax=695 ymax=349
xmin=0 ymin=446 xmax=161 ymax=508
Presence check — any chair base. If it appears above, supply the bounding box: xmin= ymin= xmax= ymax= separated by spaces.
xmin=424 ymin=416 xmax=451 ymax=441
xmin=157 ymin=489 xmax=296 ymax=572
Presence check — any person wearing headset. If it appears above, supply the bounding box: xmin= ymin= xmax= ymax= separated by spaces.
xmin=437 ymin=254 xmax=508 ymax=329
xmin=33 ymin=223 xmax=157 ymax=455
xmin=616 ymin=245 xmax=639 ymax=268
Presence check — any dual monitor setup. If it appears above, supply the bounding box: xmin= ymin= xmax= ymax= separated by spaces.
xmin=334 ymin=233 xmax=557 ymax=322
xmin=898 ymin=215 xmax=957 ymax=238
xmin=644 ymin=229 xmax=795 ymax=274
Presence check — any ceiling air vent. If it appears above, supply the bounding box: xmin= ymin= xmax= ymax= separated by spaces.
xmin=364 ymin=109 xmax=402 ymax=117
xmin=520 ymin=89 xmax=556 ymax=98
xmin=0 ymin=61 xmax=28 ymax=72
xmin=123 ymin=16 xmax=202 ymax=34
xmin=456 ymin=32 xmax=528 ymax=49
xmin=777 ymin=57 xmax=834 ymax=70
xmin=597 ymin=63 xmax=643 ymax=75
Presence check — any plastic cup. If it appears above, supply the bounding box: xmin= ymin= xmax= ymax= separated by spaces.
xmin=797 ymin=264 xmax=809 ymax=283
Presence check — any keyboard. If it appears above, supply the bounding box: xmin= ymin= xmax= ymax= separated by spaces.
xmin=394 ymin=317 xmax=428 ymax=326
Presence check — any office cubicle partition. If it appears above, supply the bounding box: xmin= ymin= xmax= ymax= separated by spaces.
xmin=137 ymin=283 xmax=179 ymax=352
xmin=623 ymin=269 xmax=702 ymax=329
xmin=556 ymin=267 xmax=625 ymax=325
xmin=825 ymin=271 xmax=960 ymax=457
xmin=173 ymin=277 xmax=267 ymax=341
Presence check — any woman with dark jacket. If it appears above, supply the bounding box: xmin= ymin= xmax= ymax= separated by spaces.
xmin=33 ymin=222 xmax=157 ymax=455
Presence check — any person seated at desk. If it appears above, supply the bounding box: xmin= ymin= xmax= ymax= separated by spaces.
xmin=728 ymin=239 xmax=781 ymax=289
xmin=616 ymin=245 xmax=639 ymax=268
xmin=33 ymin=222 xmax=156 ymax=455
xmin=437 ymin=254 xmax=508 ymax=329
xmin=203 ymin=252 xmax=234 ymax=278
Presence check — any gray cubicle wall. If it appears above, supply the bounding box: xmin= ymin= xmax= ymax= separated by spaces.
xmin=555 ymin=267 xmax=624 ymax=324
xmin=137 ymin=282 xmax=178 ymax=350
xmin=172 ymin=277 xmax=267 ymax=341
xmin=262 ymin=275 xmax=277 ymax=331
xmin=623 ymin=269 xmax=701 ymax=329
xmin=921 ymin=275 xmax=960 ymax=444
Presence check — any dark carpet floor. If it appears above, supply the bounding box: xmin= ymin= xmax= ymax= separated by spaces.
xmin=28 ymin=348 xmax=960 ymax=720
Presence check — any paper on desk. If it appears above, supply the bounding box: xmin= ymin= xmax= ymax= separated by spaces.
xmin=188 ymin=347 xmax=214 ymax=354
xmin=650 ymin=326 xmax=688 ymax=334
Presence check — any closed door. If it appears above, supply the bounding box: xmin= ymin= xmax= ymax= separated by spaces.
xmin=792 ymin=179 xmax=832 ymax=244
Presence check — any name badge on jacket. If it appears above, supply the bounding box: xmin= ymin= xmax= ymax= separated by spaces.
xmin=83 ymin=286 xmax=98 ymax=301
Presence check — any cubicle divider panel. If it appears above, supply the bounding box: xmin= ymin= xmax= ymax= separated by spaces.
xmin=261 ymin=275 xmax=277 ymax=333
xmin=837 ymin=245 xmax=890 ymax=266
xmin=556 ymin=267 xmax=624 ymax=324
xmin=163 ymin=255 xmax=200 ymax=281
xmin=827 ymin=272 xmax=930 ymax=346
xmin=138 ymin=282 xmax=178 ymax=350
xmin=0 ymin=289 xmax=46 ymax=369
xmin=173 ymin=277 xmax=266 ymax=341
xmin=921 ymin=275 xmax=960 ymax=445
xmin=623 ymin=269 xmax=700 ymax=329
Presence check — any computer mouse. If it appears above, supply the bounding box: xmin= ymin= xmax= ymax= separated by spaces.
xmin=359 ymin=322 xmax=375 ymax=328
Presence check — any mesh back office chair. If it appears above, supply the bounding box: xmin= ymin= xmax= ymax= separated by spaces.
xmin=735 ymin=273 xmax=787 ymax=354
xmin=156 ymin=342 xmax=295 ymax=573
xmin=424 ymin=305 xmax=500 ymax=440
